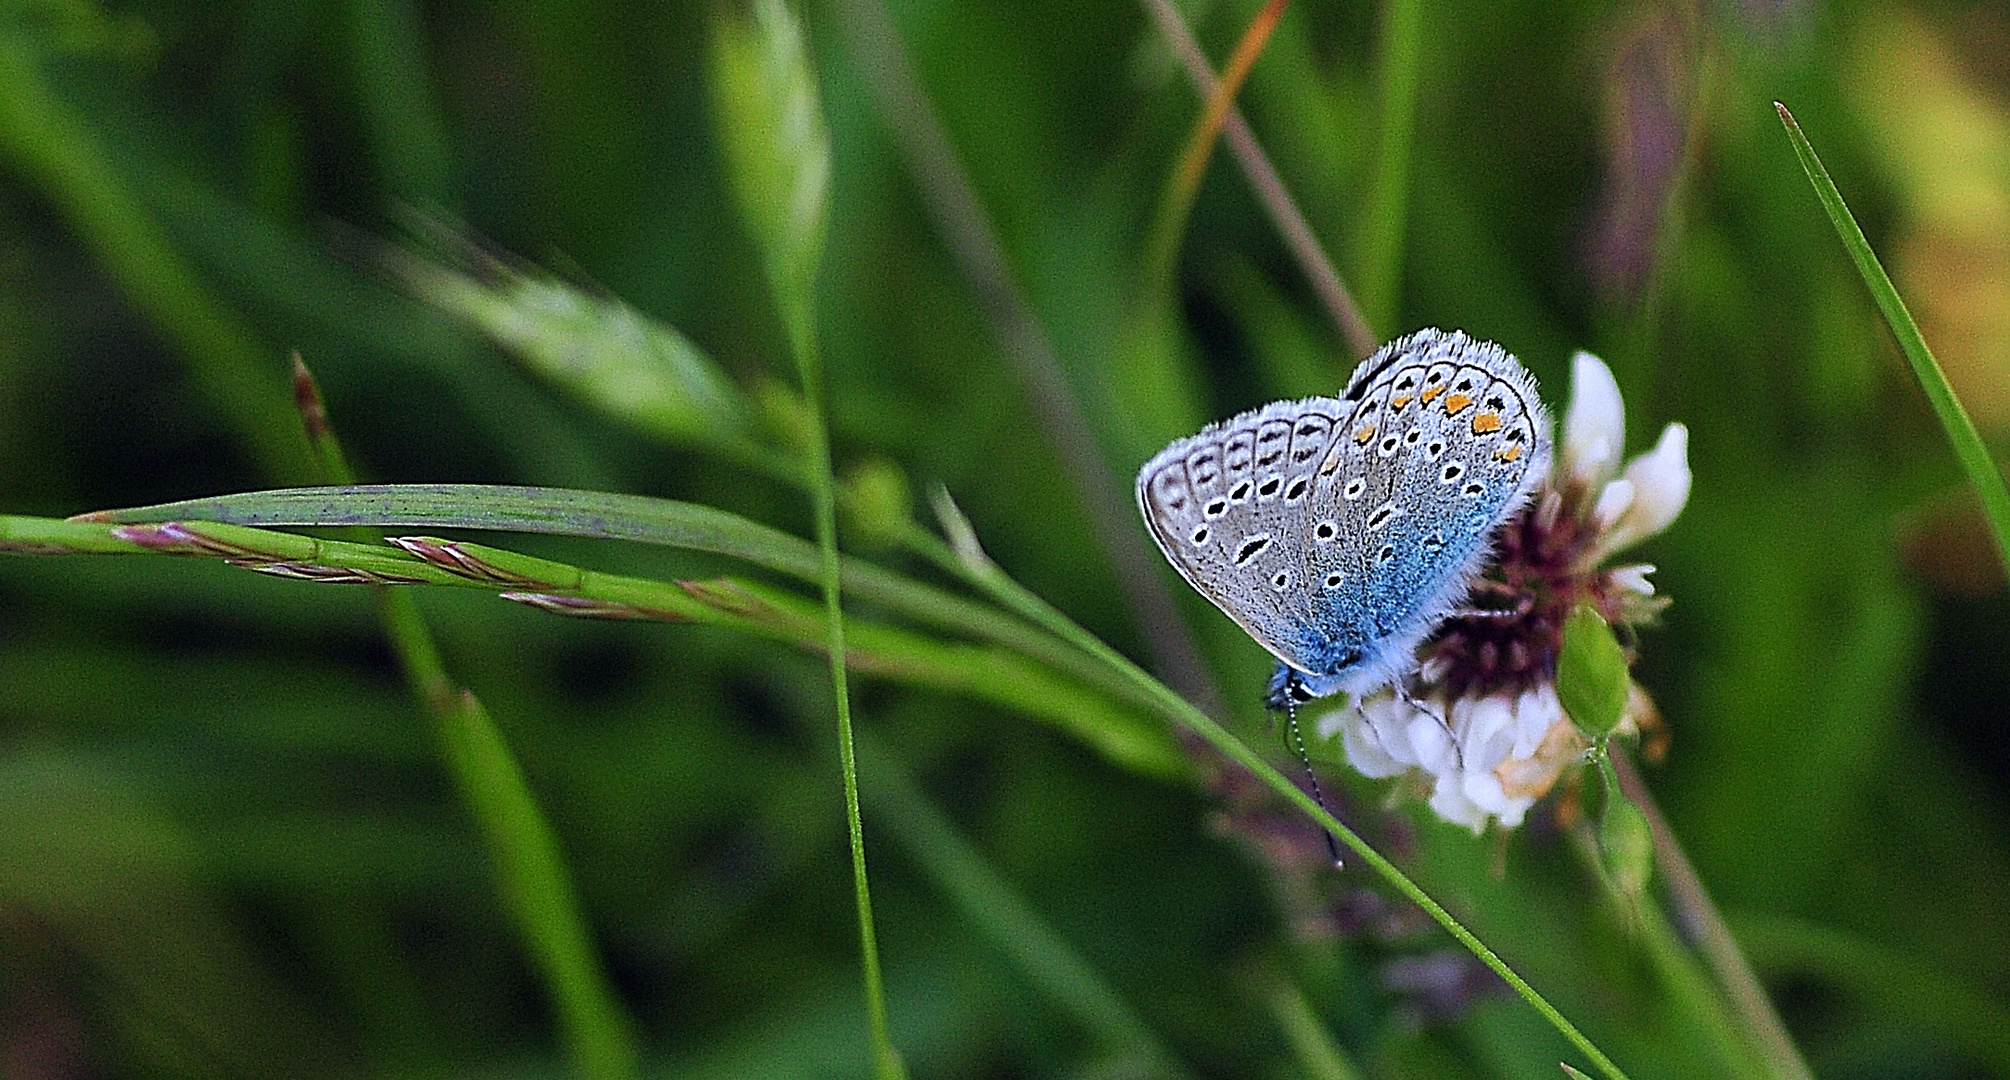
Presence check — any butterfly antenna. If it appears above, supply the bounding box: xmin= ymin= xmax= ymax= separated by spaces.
xmin=1285 ymin=701 xmax=1344 ymax=868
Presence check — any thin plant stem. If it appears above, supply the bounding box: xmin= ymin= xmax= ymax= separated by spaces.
xmin=1267 ymin=981 xmax=1365 ymax=1080
xmin=1612 ymin=751 xmax=1813 ymax=1080
xmin=786 ymin=304 xmax=904 ymax=1078
xmin=1142 ymin=0 xmax=1291 ymax=300
xmin=1356 ymin=0 xmax=1424 ymax=335
xmin=1140 ymin=0 xmax=1377 ymax=359
xmin=855 ymin=731 xmax=1189 ymax=1077
xmin=832 ymin=0 xmax=1226 ymax=715
xmin=292 ymin=358 xmax=639 ymax=1080
xmin=1776 ymin=101 xmax=2010 ymax=582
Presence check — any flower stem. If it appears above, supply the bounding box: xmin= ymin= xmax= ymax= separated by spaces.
xmin=1571 ymin=820 xmax=1770 ymax=1080
xmin=787 ymin=303 xmax=904 ymax=1079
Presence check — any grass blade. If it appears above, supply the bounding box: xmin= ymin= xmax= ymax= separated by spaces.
xmin=1776 ymin=102 xmax=2010 ymax=581
xmin=1356 ymin=0 xmax=1425 ymax=335
xmin=292 ymin=360 xmax=639 ymax=1080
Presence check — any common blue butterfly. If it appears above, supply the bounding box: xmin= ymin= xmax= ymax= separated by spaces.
xmin=1136 ymin=328 xmax=1553 ymax=711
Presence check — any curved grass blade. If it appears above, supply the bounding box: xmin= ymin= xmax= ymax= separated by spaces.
xmin=83 ymin=483 xmax=1139 ymax=708
xmin=292 ymin=358 xmax=639 ymax=1080
xmin=1776 ymin=102 xmax=2010 ymax=582
xmin=2 ymin=513 xmax=1180 ymax=776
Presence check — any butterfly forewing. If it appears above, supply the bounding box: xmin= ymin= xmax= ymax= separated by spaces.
xmin=1139 ymin=397 xmax=1345 ymax=673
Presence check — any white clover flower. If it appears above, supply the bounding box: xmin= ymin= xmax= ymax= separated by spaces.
xmin=1561 ymin=350 xmax=1626 ymax=489
xmin=1598 ymin=422 xmax=1691 ymax=558
xmin=1319 ymin=350 xmax=1681 ymax=832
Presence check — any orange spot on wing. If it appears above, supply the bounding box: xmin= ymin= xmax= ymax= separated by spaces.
xmin=1472 ymin=412 xmax=1502 ymax=434
xmin=1444 ymin=392 xmax=1474 ymax=415
xmin=1353 ymin=423 xmax=1377 ymax=445
xmin=1495 ymin=444 xmax=1523 ymax=462
xmin=1420 ymin=385 xmax=1445 ymax=404
xmin=1390 ymin=395 xmax=1413 ymax=410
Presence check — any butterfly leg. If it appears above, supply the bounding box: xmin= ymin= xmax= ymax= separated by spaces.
xmin=1395 ymin=683 xmax=1464 ymax=770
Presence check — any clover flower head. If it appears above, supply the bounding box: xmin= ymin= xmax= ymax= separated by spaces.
xmin=1320 ymin=350 xmax=1688 ymax=832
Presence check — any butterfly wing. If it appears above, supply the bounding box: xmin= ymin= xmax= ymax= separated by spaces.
xmin=1136 ymin=396 xmax=1347 ymax=675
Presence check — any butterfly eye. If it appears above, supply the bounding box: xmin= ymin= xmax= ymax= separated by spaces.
xmin=1313 ymin=520 xmax=1338 ymax=542
xmin=1205 ymin=498 xmax=1228 ymax=517
xmin=1343 ymin=478 xmax=1366 ymax=500
xmin=1322 ymin=571 xmax=1343 ymax=589
xmin=1189 ymin=526 xmax=1210 ymax=545
xmin=1284 ymin=477 xmax=1309 ymax=501
xmin=1228 ymin=481 xmax=1251 ymax=501
xmin=1271 ymin=569 xmax=1293 ymax=591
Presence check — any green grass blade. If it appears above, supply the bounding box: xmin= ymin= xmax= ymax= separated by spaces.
xmin=2 ymin=513 xmax=1180 ymax=776
xmin=1356 ymin=0 xmax=1425 ymax=335
xmin=1776 ymin=102 xmax=2010 ymax=581
xmin=292 ymin=360 xmax=639 ymax=1080
xmin=87 ymin=484 xmax=1152 ymax=710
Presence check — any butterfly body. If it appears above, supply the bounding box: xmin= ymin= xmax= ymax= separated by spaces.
xmin=1135 ymin=329 xmax=1552 ymax=709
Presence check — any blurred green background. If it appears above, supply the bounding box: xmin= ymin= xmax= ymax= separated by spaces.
xmin=2 ymin=0 xmax=2009 ymax=1076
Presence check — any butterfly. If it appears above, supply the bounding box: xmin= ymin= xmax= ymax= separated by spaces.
xmin=1136 ymin=328 xmax=1553 ymax=712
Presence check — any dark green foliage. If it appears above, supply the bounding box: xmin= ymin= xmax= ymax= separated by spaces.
xmin=1 ymin=0 xmax=2008 ymax=1077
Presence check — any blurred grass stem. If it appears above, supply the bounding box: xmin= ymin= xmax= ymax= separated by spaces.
xmin=856 ymin=732 xmax=1188 ymax=1076
xmin=1356 ymin=0 xmax=1424 ymax=335
xmin=1140 ymin=0 xmax=1376 ymax=358
xmin=1267 ymin=981 xmax=1365 ymax=1080
xmin=0 ymin=38 xmax=313 ymax=480
xmin=1142 ymin=0 xmax=1289 ymax=303
xmin=291 ymin=358 xmax=640 ymax=1080
xmin=1776 ymin=102 xmax=2010 ymax=582
xmin=1612 ymin=751 xmax=1812 ymax=1080
xmin=835 ymin=0 xmax=1225 ymax=715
